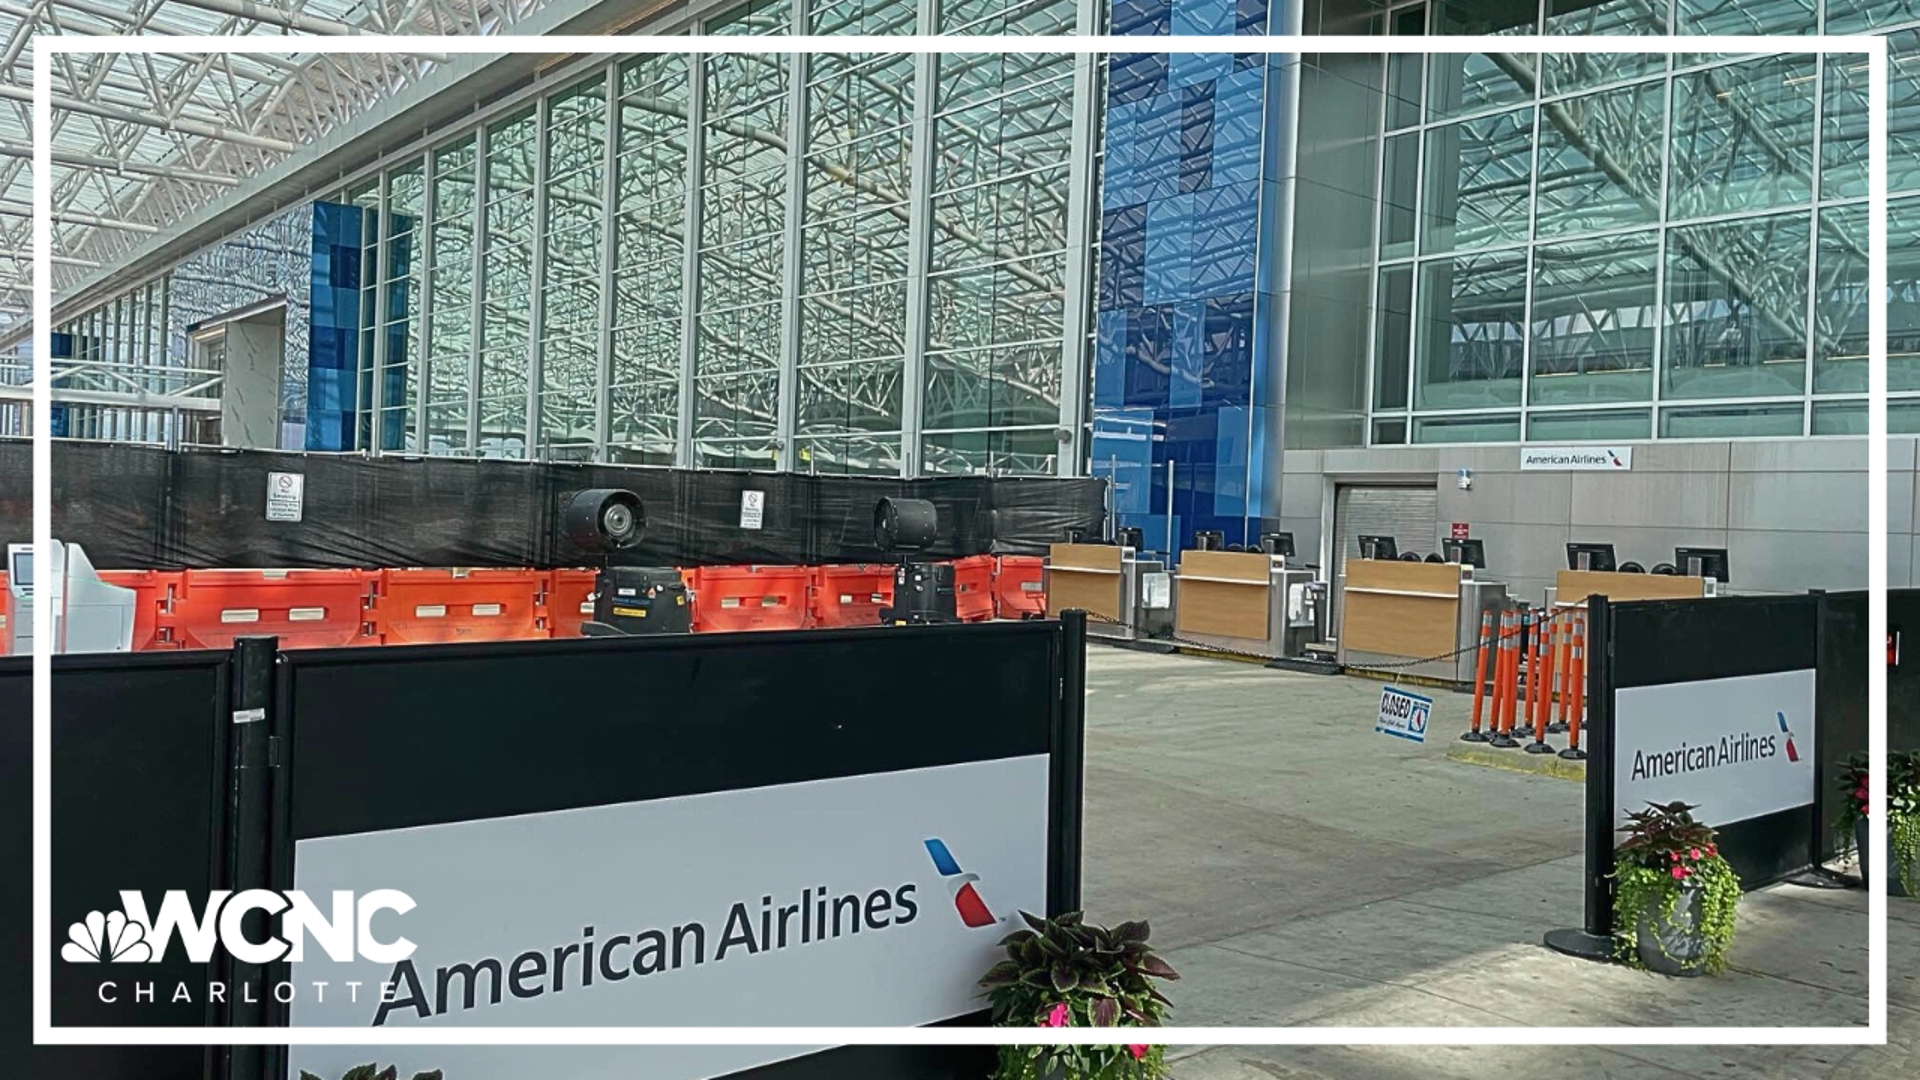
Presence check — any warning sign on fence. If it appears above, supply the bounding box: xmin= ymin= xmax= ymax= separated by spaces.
xmin=266 ymin=471 xmax=304 ymax=523
xmin=1375 ymin=685 xmax=1431 ymax=743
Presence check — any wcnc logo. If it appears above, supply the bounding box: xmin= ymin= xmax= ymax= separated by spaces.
xmin=62 ymin=890 xmax=417 ymax=966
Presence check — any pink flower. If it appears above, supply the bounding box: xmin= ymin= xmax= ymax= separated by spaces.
xmin=1128 ymin=1045 xmax=1149 ymax=1060
xmin=1671 ymin=865 xmax=1687 ymax=880
xmin=1044 ymin=1002 xmax=1069 ymax=1028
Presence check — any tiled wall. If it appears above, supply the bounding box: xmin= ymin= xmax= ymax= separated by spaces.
xmin=1093 ymin=0 xmax=1289 ymax=555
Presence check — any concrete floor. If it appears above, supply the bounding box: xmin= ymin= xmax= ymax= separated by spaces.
xmin=1077 ymin=646 xmax=1916 ymax=1079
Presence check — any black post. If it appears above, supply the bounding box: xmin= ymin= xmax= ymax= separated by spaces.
xmin=224 ymin=635 xmax=276 ymax=1080
xmin=1050 ymin=610 xmax=1087 ymax=916
xmin=1544 ymin=596 xmax=1613 ymax=961
xmin=1787 ymin=590 xmax=1854 ymax=889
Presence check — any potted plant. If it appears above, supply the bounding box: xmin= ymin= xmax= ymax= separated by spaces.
xmin=297 ymin=1060 xmax=439 ymax=1068
xmin=1894 ymin=749 xmax=1920 ymax=898
xmin=979 ymin=911 xmax=1179 ymax=1080
xmin=1611 ymin=801 xmax=1741 ymax=977
xmin=1837 ymin=754 xmax=1872 ymax=885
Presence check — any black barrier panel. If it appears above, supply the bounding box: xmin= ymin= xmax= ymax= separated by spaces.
xmin=0 ymin=656 xmax=219 ymax=1080
xmin=0 ymin=439 xmax=1106 ymax=570
xmin=48 ymin=651 xmax=234 ymax=1030
xmin=1893 ymin=590 xmax=1920 ymax=751
xmin=1815 ymin=592 xmax=1872 ymax=853
xmin=266 ymin=619 xmax=1083 ymax=1080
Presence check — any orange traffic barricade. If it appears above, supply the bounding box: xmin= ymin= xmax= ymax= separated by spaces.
xmin=689 ymin=565 xmax=811 ymax=633
xmin=1463 ymin=609 xmax=1495 ymax=742
xmin=952 ymin=554 xmax=995 ymax=623
xmin=992 ymin=555 xmax=1047 ymax=619
xmin=162 ymin=568 xmax=378 ymax=651
xmin=809 ymin=564 xmax=893 ymax=629
xmin=373 ymin=568 xmax=547 ymax=645
xmin=0 ymin=570 xmax=10 ymax=655
xmin=544 ymin=568 xmax=600 ymax=638
xmin=96 ymin=569 xmax=184 ymax=651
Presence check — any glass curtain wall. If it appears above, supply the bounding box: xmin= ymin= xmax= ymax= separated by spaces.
xmin=269 ymin=0 xmax=1085 ymax=473
xmin=1370 ymin=0 xmax=1920 ymax=445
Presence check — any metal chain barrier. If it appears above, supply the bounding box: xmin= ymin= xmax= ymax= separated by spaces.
xmin=1075 ymin=606 xmax=1537 ymax=672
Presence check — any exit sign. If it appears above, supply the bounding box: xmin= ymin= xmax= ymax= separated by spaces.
xmin=1450 ymin=522 xmax=1469 ymax=539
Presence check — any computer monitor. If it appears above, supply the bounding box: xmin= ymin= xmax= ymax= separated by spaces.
xmin=1260 ymin=532 xmax=1295 ymax=557
xmin=1113 ymin=526 xmax=1143 ymax=550
xmin=1566 ymin=542 xmax=1616 ymax=572
xmin=1442 ymin=538 xmax=1486 ymax=568
xmin=1357 ymin=535 xmax=1398 ymax=561
xmin=8 ymin=547 xmax=29 ymax=590
xmin=1674 ymin=546 xmax=1730 ymax=584
xmin=1194 ymin=530 xmax=1225 ymax=552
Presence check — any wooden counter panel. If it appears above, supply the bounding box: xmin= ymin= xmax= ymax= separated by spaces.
xmin=1174 ymin=578 xmax=1269 ymax=641
xmin=1556 ymin=569 xmax=1705 ymax=605
xmin=1345 ymin=558 xmax=1463 ymax=596
xmin=1176 ymin=549 xmax=1272 ymax=584
xmin=1046 ymin=566 xmax=1123 ymax=622
xmin=1342 ymin=591 xmax=1458 ymax=660
xmin=1048 ymin=543 xmax=1122 ymax=573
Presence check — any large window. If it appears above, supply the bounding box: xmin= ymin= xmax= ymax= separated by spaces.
xmin=1371 ymin=1 xmax=1920 ymax=443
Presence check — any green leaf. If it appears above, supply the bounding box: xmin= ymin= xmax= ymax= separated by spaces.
xmin=341 ymin=1067 xmax=379 ymax=1080
xmin=1136 ymin=953 xmax=1180 ymax=980
xmin=980 ymin=959 xmax=1024 ymax=989
xmin=1114 ymin=919 xmax=1150 ymax=945
xmin=1051 ymin=959 xmax=1081 ymax=994
xmin=411 ymin=1073 xmax=444 ymax=1080
xmin=1020 ymin=968 xmax=1054 ymax=989
xmin=299 ymin=1073 xmax=324 ymax=1080
xmin=999 ymin=929 xmax=1037 ymax=949
xmin=1090 ymin=996 xmax=1119 ymax=1027
xmin=1021 ymin=910 xmax=1051 ymax=934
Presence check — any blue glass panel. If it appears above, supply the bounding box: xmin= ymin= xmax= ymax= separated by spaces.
xmin=1135 ymin=93 xmax=1182 ymax=203
xmin=1172 ymin=300 xmax=1205 ymax=409
xmin=1213 ymin=404 xmax=1250 ymax=517
xmin=1180 ymin=82 xmax=1216 ymax=193
xmin=1191 ymin=182 xmax=1258 ymax=295
xmin=1099 ymin=204 xmax=1148 ymax=311
xmin=1103 ymin=100 xmax=1139 ymax=209
xmin=1203 ymin=293 xmax=1255 ymax=405
xmin=1095 ymin=309 xmax=1129 ymax=407
xmin=1213 ymin=69 xmax=1265 ymax=185
xmin=1144 ymin=194 xmax=1194 ymax=305
xmin=1125 ymin=305 xmax=1175 ymax=408
xmin=1108 ymin=52 xmax=1168 ymax=106
xmin=1113 ymin=0 xmax=1172 ymax=36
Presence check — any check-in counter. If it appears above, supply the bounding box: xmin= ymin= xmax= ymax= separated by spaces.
xmin=1169 ymin=549 xmax=1322 ymax=659
xmin=1546 ymin=569 xmax=1714 ymax=611
xmin=1046 ymin=543 xmax=1172 ymax=642
xmin=1337 ymin=559 xmax=1507 ymax=684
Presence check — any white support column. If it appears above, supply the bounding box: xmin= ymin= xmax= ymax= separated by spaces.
xmin=526 ymin=94 xmax=551 ymax=459
xmin=467 ymin=124 xmax=489 ymax=456
xmin=418 ymin=147 xmax=437 ymax=454
xmin=1056 ymin=0 xmax=1105 ymax=478
xmin=899 ymin=0 xmax=940 ymax=477
xmin=678 ymin=52 xmax=709 ymax=468
xmin=369 ymin=169 xmax=392 ymax=455
xmin=597 ymin=61 xmax=620 ymax=460
xmin=776 ymin=12 xmax=809 ymax=474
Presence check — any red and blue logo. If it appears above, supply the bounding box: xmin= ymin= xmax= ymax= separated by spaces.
xmin=924 ymin=839 xmax=998 ymax=928
xmin=1777 ymin=712 xmax=1800 ymax=763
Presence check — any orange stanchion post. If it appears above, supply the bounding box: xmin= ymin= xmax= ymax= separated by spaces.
xmin=1547 ymin=608 xmax=1572 ymax=734
xmin=1560 ymin=610 xmax=1588 ymax=761
xmin=1525 ymin=608 xmax=1556 ymax=754
xmin=1463 ymin=609 xmax=1495 ymax=742
xmin=1491 ymin=606 xmax=1522 ymax=748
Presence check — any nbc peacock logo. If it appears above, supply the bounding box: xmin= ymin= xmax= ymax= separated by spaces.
xmin=62 ymin=909 xmax=152 ymax=964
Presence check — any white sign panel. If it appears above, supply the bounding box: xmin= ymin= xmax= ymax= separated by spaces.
xmin=740 ymin=489 xmax=765 ymax=530
xmin=1613 ymin=669 xmax=1816 ymax=832
xmin=1374 ymin=686 xmax=1431 ymax=743
xmin=1519 ymin=445 xmax=1633 ymax=471
xmin=266 ymin=471 xmax=305 ymax=522
xmin=288 ymin=755 xmax=1049 ymax=1079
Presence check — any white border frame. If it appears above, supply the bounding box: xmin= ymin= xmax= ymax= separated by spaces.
xmin=32 ymin=32 xmax=1888 ymax=1049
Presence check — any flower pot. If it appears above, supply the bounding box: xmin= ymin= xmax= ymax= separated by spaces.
xmin=1857 ymin=817 xmax=1872 ymax=889
xmin=1634 ymin=885 xmax=1708 ymax=977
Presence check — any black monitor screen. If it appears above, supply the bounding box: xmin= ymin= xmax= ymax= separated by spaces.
xmin=1357 ymin=535 xmax=1397 ymax=561
xmin=1674 ymin=546 xmax=1730 ymax=584
xmin=1261 ymin=532 xmax=1295 ymax=557
xmin=1566 ymin=543 xmax=1616 ymax=572
xmin=9 ymin=550 xmax=29 ymax=588
xmin=1442 ymin=538 xmax=1486 ymax=568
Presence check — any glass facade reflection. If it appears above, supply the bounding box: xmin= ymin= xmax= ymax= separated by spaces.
xmin=1371 ymin=0 xmax=1920 ymax=444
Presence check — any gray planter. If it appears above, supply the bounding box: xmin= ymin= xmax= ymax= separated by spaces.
xmin=1635 ymin=886 xmax=1708 ymax=977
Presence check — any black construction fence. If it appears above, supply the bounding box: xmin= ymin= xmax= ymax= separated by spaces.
xmin=1547 ymin=590 xmax=1887 ymax=961
xmin=3 ymin=614 xmax=1088 ymax=1080
xmin=0 ymin=439 xmax=1106 ymax=570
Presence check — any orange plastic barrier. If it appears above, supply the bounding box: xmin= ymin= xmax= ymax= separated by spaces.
xmin=992 ymin=556 xmax=1046 ymax=620
xmin=163 ymin=568 xmax=378 ymax=651
xmin=952 ymin=555 xmax=995 ymax=623
xmin=544 ymin=568 xmax=599 ymax=639
xmin=374 ymin=568 xmax=546 ymax=645
xmin=0 ymin=570 xmax=9 ymax=655
xmin=96 ymin=569 xmax=184 ymax=651
xmin=1463 ymin=610 xmax=1495 ymax=741
xmin=689 ymin=565 xmax=811 ymax=633
xmin=809 ymin=564 xmax=893 ymax=628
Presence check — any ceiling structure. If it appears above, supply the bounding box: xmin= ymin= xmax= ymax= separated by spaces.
xmin=0 ymin=0 xmax=565 ymax=337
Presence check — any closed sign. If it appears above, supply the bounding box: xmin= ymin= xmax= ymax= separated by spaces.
xmin=1375 ymin=686 xmax=1431 ymax=743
